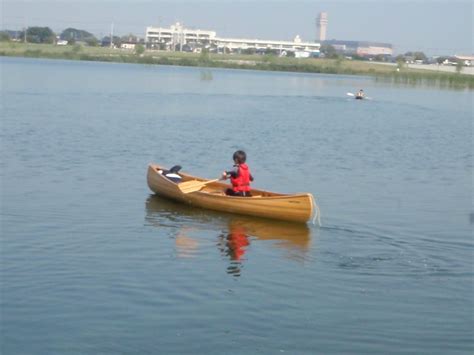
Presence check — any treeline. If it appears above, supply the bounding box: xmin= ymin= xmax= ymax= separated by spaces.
xmin=1 ymin=27 xmax=56 ymax=44
xmin=0 ymin=27 xmax=143 ymax=47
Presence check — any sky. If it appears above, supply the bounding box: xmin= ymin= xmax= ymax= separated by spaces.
xmin=2 ymin=0 xmax=473 ymax=55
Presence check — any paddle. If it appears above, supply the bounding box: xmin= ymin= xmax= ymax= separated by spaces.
xmin=346 ymin=92 xmax=355 ymax=96
xmin=178 ymin=178 xmax=221 ymax=194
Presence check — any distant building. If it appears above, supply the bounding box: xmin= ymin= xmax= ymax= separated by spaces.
xmin=453 ymin=55 xmax=473 ymax=66
xmin=146 ymin=23 xmax=216 ymax=51
xmin=145 ymin=22 xmax=320 ymax=55
xmin=213 ymin=34 xmax=320 ymax=54
xmin=316 ymin=12 xmax=328 ymax=42
xmin=454 ymin=55 xmax=474 ymax=61
xmin=324 ymin=40 xmax=393 ymax=57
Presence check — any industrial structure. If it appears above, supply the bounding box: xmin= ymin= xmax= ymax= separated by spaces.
xmin=316 ymin=12 xmax=328 ymax=42
xmin=314 ymin=11 xmax=393 ymax=57
xmin=145 ymin=23 xmax=320 ymax=55
xmin=145 ymin=15 xmax=394 ymax=58
xmin=324 ymin=39 xmax=393 ymax=57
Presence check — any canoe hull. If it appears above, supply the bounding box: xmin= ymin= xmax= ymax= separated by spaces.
xmin=147 ymin=164 xmax=315 ymax=223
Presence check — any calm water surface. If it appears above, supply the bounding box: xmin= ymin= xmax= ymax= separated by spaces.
xmin=1 ymin=57 xmax=473 ymax=354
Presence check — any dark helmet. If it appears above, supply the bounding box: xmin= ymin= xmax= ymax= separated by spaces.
xmin=233 ymin=150 xmax=247 ymax=164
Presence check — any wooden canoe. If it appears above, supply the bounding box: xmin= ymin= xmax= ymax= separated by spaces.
xmin=147 ymin=164 xmax=319 ymax=223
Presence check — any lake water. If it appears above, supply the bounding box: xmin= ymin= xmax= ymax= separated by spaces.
xmin=1 ymin=57 xmax=472 ymax=354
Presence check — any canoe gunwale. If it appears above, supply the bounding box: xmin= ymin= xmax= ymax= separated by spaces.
xmin=147 ymin=163 xmax=315 ymax=223
xmin=148 ymin=164 xmax=311 ymax=199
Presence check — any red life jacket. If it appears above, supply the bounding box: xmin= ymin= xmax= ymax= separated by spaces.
xmin=231 ymin=163 xmax=251 ymax=192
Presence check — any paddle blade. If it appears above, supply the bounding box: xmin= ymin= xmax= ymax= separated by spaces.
xmin=178 ymin=178 xmax=220 ymax=194
xmin=346 ymin=92 xmax=355 ymax=96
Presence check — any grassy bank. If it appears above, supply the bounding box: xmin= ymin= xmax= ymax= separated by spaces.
xmin=1 ymin=42 xmax=473 ymax=89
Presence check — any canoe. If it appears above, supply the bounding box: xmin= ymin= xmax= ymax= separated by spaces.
xmin=147 ymin=164 xmax=320 ymax=223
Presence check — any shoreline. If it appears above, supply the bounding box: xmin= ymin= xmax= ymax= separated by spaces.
xmin=1 ymin=42 xmax=473 ymax=89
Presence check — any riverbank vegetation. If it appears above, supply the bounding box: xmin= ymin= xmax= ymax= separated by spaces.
xmin=1 ymin=42 xmax=472 ymax=89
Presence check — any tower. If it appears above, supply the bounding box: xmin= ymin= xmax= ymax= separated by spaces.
xmin=317 ymin=12 xmax=328 ymax=42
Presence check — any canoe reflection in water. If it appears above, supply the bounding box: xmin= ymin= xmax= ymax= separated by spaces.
xmin=145 ymin=195 xmax=312 ymax=277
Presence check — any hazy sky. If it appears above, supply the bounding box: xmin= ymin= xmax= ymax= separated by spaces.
xmin=2 ymin=0 xmax=473 ymax=55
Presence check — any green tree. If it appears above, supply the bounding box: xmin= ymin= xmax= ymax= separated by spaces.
xmin=320 ymin=44 xmax=338 ymax=58
xmin=436 ymin=56 xmax=449 ymax=64
xmin=121 ymin=34 xmax=138 ymax=43
xmin=455 ymin=60 xmax=464 ymax=74
xmin=25 ymin=27 xmax=55 ymax=43
xmin=395 ymin=54 xmax=405 ymax=62
xmin=0 ymin=31 xmax=11 ymax=41
xmin=135 ymin=43 xmax=145 ymax=55
xmin=396 ymin=61 xmax=404 ymax=71
xmin=396 ymin=55 xmax=405 ymax=70
xmin=199 ymin=48 xmax=211 ymax=63
xmin=60 ymin=28 xmax=96 ymax=42
xmin=84 ymin=37 xmax=98 ymax=46
xmin=404 ymin=51 xmax=427 ymax=61
xmin=374 ymin=54 xmax=385 ymax=62
xmin=102 ymin=35 xmax=121 ymax=47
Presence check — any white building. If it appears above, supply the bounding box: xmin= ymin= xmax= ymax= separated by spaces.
xmin=146 ymin=23 xmax=216 ymax=50
xmin=213 ymin=34 xmax=320 ymax=53
xmin=121 ymin=43 xmax=136 ymax=50
xmin=145 ymin=23 xmax=320 ymax=55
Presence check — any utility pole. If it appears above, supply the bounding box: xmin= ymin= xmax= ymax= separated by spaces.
xmin=110 ymin=23 xmax=114 ymax=48
xmin=24 ymin=17 xmax=27 ymax=43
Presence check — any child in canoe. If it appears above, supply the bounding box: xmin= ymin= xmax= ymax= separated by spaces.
xmin=222 ymin=150 xmax=254 ymax=197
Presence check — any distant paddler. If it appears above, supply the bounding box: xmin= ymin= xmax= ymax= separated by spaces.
xmin=347 ymin=90 xmax=369 ymax=100
xmin=355 ymin=89 xmax=365 ymax=100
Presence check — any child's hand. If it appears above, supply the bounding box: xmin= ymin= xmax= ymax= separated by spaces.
xmin=221 ymin=171 xmax=227 ymax=179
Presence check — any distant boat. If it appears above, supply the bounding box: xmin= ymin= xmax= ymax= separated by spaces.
xmin=147 ymin=164 xmax=320 ymax=224
xmin=347 ymin=92 xmax=369 ymax=100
